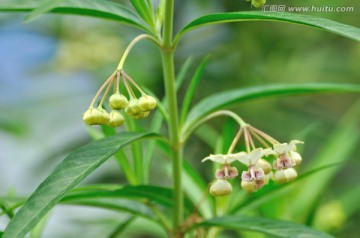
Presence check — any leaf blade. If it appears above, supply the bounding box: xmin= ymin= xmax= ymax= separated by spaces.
xmin=191 ymin=216 xmax=333 ymax=238
xmin=180 ymin=57 xmax=209 ymax=125
xmin=175 ymin=12 xmax=360 ymax=43
xmin=3 ymin=132 xmax=157 ymax=238
xmin=183 ymin=83 xmax=360 ymax=133
xmin=0 ymin=0 xmax=148 ymax=32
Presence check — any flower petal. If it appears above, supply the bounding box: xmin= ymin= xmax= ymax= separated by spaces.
xmin=230 ymin=152 xmax=250 ymax=166
xmin=201 ymin=154 xmax=226 ymax=164
xmin=249 ymin=148 xmax=263 ymax=165
xmin=262 ymin=148 xmax=276 ymax=156
xmin=241 ymin=171 xmax=252 ymax=182
xmin=288 ymin=140 xmax=304 ymax=151
xmin=254 ymin=167 xmax=265 ymax=180
xmin=273 ymin=143 xmax=289 ymax=154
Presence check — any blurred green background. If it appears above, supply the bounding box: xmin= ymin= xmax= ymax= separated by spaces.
xmin=0 ymin=0 xmax=359 ymax=237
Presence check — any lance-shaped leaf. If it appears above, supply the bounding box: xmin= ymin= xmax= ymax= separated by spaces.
xmin=0 ymin=0 xmax=149 ymax=32
xmin=175 ymin=11 xmax=360 ymax=43
xmin=190 ymin=216 xmax=333 ymax=238
xmin=3 ymin=132 xmax=158 ymax=238
xmin=183 ymin=83 xmax=360 ymax=134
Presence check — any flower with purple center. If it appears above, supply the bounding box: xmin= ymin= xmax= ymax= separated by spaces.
xmin=230 ymin=148 xmax=273 ymax=181
xmin=202 ymin=154 xmax=238 ymax=179
xmin=273 ymin=140 xmax=303 ymax=170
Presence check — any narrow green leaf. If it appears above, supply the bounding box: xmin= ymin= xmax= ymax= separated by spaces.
xmin=62 ymin=185 xmax=195 ymax=214
xmin=3 ymin=132 xmax=158 ymax=238
xmin=180 ymin=57 xmax=209 ymax=125
xmin=183 ymin=83 xmax=360 ymax=134
xmin=0 ymin=0 xmax=148 ymax=32
xmin=125 ymin=119 xmax=144 ymax=183
xmin=129 ymin=0 xmax=154 ymax=28
xmin=175 ymin=12 xmax=360 ymax=43
xmin=175 ymin=56 xmax=194 ymax=90
xmin=107 ymin=216 xmax=136 ymax=238
xmin=63 ymin=198 xmax=156 ymax=220
xmin=190 ymin=216 xmax=333 ymax=238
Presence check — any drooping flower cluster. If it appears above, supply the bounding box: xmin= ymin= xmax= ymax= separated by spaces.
xmin=83 ymin=70 xmax=157 ymax=127
xmin=202 ymin=125 xmax=303 ymax=196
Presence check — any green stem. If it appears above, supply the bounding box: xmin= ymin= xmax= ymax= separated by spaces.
xmin=161 ymin=51 xmax=183 ymax=237
xmin=116 ymin=34 xmax=160 ymax=71
xmin=162 ymin=0 xmax=183 ymax=236
xmin=181 ymin=110 xmax=247 ymax=143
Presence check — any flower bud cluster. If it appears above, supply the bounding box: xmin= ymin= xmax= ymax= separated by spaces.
xmin=83 ymin=70 xmax=157 ymax=127
xmin=202 ymin=125 xmax=303 ymax=196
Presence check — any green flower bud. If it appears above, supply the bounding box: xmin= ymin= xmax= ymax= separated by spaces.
xmin=252 ymin=0 xmax=266 ymax=8
xmin=109 ymin=93 xmax=128 ymax=110
xmin=273 ymin=168 xmax=297 ymax=184
xmin=255 ymin=159 xmax=272 ymax=174
xmin=82 ymin=107 xmax=110 ymax=125
xmin=241 ymin=180 xmax=258 ymax=193
xmin=132 ymin=111 xmax=150 ymax=119
xmin=108 ymin=110 xmax=125 ymax=127
xmin=97 ymin=107 xmax=110 ymax=124
xmin=137 ymin=95 xmax=157 ymax=112
xmin=210 ymin=179 xmax=233 ymax=196
xmin=125 ymin=98 xmax=141 ymax=116
xmin=290 ymin=151 xmax=302 ymax=166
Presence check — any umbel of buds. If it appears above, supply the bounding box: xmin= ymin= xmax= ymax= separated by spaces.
xmin=82 ymin=70 xmax=157 ymax=127
xmin=202 ymin=123 xmax=303 ymax=196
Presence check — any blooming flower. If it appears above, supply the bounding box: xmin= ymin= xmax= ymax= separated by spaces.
xmin=202 ymin=154 xmax=238 ymax=179
xmin=273 ymin=140 xmax=303 ymax=170
xmin=230 ymin=148 xmax=273 ymax=181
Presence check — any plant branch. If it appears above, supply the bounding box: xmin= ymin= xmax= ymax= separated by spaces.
xmin=181 ymin=110 xmax=247 ymax=143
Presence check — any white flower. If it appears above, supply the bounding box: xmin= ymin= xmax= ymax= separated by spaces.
xmin=273 ymin=140 xmax=303 ymax=169
xmin=229 ymin=148 xmax=274 ymax=182
xmin=273 ymin=140 xmax=303 ymax=154
xmin=229 ymin=148 xmax=274 ymax=167
xmin=202 ymin=154 xmax=236 ymax=164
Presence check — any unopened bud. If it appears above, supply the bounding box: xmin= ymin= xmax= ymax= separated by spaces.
xmin=137 ymin=95 xmax=157 ymax=112
xmin=241 ymin=180 xmax=259 ymax=193
xmin=210 ymin=179 xmax=233 ymax=196
xmin=252 ymin=0 xmax=266 ymax=8
xmin=132 ymin=111 xmax=150 ymax=119
xmin=109 ymin=93 xmax=128 ymax=110
xmin=108 ymin=110 xmax=125 ymax=127
xmin=273 ymin=168 xmax=298 ymax=184
xmin=290 ymin=151 xmax=302 ymax=166
xmin=83 ymin=107 xmax=110 ymax=125
xmin=125 ymin=98 xmax=141 ymax=116
xmin=255 ymin=159 xmax=272 ymax=174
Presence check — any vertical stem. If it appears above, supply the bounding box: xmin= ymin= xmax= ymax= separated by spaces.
xmin=162 ymin=0 xmax=182 ymax=235
xmin=161 ymin=51 xmax=183 ymax=236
